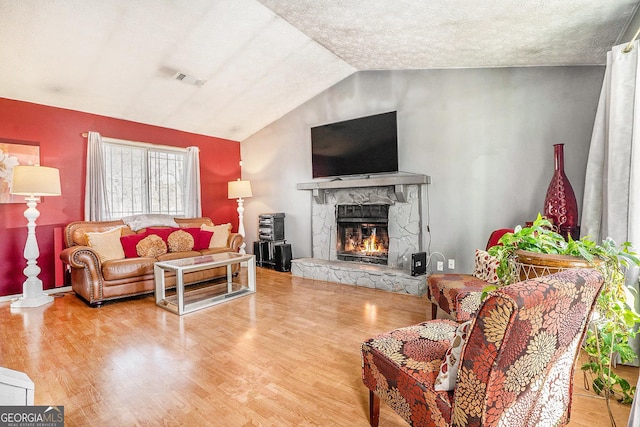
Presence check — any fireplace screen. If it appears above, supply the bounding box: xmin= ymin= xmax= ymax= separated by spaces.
xmin=336 ymin=204 xmax=389 ymax=265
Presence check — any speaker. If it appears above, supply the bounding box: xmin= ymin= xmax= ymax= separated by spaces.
xmin=253 ymin=241 xmax=269 ymax=266
xmin=411 ymin=252 xmax=427 ymax=276
xmin=274 ymin=244 xmax=292 ymax=272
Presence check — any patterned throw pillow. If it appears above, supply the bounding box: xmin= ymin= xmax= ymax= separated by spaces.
xmin=434 ymin=320 xmax=472 ymax=391
xmin=472 ymin=249 xmax=500 ymax=284
xmin=136 ymin=234 xmax=168 ymax=258
xmin=85 ymin=227 xmax=125 ymax=262
xmin=167 ymin=229 xmax=195 ymax=252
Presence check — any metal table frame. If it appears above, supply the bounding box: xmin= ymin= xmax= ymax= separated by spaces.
xmin=154 ymin=253 xmax=255 ymax=315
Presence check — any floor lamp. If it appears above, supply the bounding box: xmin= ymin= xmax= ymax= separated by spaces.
xmin=10 ymin=165 xmax=62 ymax=308
xmin=228 ymin=179 xmax=252 ymax=255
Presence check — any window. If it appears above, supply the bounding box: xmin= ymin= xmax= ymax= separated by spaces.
xmin=102 ymin=138 xmax=186 ymax=219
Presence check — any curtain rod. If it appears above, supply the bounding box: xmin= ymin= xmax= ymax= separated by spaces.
xmin=623 ymin=26 xmax=640 ymax=53
xmin=82 ymin=132 xmax=188 ymax=153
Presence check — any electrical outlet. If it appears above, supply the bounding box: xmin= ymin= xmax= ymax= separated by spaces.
xmin=448 ymin=259 xmax=455 ymax=269
xmin=437 ymin=261 xmax=444 ymax=271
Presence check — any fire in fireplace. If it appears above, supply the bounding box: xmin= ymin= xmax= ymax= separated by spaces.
xmin=336 ymin=204 xmax=389 ymax=265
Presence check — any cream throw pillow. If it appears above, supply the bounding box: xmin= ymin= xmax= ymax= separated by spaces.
xmin=434 ymin=320 xmax=472 ymax=391
xmin=201 ymin=223 xmax=231 ymax=248
xmin=86 ymin=227 xmax=125 ymax=262
xmin=472 ymin=249 xmax=500 ymax=284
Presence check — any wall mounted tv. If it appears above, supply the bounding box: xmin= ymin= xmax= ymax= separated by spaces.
xmin=311 ymin=111 xmax=399 ymax=179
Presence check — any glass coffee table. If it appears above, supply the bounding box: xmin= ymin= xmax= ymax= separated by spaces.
xmin=154 ymin=252 xmax=256 ymax=315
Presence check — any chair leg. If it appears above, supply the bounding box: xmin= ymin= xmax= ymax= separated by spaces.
xmin=369 ymin=390 xmax=380 ymax=427
xmin=427 ymin=286 xmax=437 ymax=320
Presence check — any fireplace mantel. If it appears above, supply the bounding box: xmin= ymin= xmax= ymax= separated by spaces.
xmin=297 ymin=172 xmax=431 ymax=203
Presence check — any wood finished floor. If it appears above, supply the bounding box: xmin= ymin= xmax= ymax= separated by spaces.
xmin=1 ymin=267 xmax=636 ymax=426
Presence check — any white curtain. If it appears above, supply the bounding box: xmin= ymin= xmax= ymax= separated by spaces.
xmin=631 ymin=373 xmax=640 ymax=427
xmin=183 ymin=146 xmax=202 ymax=218
xmin=84 ymin=131 xmax=111 ymax=221
xmin=582 ymin=40 xmax=640 ymax=363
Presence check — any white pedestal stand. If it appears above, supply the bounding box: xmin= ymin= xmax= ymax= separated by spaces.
xmin=236 ymin=197 xmax=247 ymax=255
xmin=11 ymin=196 xmax=54 ymax=308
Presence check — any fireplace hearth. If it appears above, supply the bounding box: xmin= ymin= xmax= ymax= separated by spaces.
xmin=336 ymin=204 xmax=389 ymax=265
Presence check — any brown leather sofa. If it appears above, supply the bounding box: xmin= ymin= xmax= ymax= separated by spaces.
xmin=60 ymin=217 xmax=243 ymax=307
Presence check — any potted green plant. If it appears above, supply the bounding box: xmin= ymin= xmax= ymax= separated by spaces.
xmin=487 ymin=214 xmax=640 ymax=423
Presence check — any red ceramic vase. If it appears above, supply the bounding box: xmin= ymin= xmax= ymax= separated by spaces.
xmin=543 ymin=144 xmax=579 ymax=240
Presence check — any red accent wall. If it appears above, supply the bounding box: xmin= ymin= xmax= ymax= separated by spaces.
xmin=0 ymin=97 xmax=241 ymax=297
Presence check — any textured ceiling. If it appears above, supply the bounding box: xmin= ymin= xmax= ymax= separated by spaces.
xmin=0 ymin=1 xmax=638 ymax=141
xmin=260 ymin=0 xmax=639 ymax=69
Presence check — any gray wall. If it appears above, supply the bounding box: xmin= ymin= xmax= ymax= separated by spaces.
xmin=241 ymin=66 xmax=605 ymax=274
xmin=621 ymin=10 xmax=640 ymax=45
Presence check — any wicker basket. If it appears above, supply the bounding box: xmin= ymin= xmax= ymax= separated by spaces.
xmin=513 ymin=250 xmax=599 ymax=281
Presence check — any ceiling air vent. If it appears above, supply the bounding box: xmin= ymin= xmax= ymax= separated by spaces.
xmin=174 ymin=72 xmax=206 ymax=88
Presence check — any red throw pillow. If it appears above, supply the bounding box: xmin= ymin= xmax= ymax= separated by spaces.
xmin=198 ymin=230 xmax=214 ymax=250
xmin=145 ymin=227 xmax=178 ymax=243
xmin=182 ymin=228 xmax=214 ymax=251
xmin=120 ymin=232 xmax=148 ymax=258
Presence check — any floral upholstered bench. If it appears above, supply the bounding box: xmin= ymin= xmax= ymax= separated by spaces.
xmin=427 ymin=229 xmax=512 ymax=321
xmin=427 ymin=273 xmax=486 ymax=321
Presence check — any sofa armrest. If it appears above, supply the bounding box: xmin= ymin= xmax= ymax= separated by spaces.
xmin=60 ymin=246 xmax=104 ymax=303
xmin=60 ymin=246 xmax=101 ymax=270
xmin=228 ymin=233 xmax=243 ymax=252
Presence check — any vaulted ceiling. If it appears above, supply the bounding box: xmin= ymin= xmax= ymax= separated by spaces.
xmin=0 ymin=1 xmax=638 ymax=141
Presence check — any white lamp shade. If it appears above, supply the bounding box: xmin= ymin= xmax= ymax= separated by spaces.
xmin=228 ymin=180 xmax=252 ymax=199
xmin=10 ymin=165 xmax=62 ymax=196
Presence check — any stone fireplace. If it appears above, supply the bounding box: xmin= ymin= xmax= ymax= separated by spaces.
xmin=310 ymin=184 xmax=422 ymax=269
xmin=336 ymin=204 xmax=389 ymax=265
xmin=293 ymin=173 xmax=430 ymax=295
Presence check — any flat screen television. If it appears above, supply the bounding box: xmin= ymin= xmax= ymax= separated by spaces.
xmin=311 ymin=111 xmax=398 ymax=179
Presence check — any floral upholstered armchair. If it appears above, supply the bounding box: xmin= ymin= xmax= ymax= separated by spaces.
xmin=362 ymin=268 xmax=604 ymax=427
